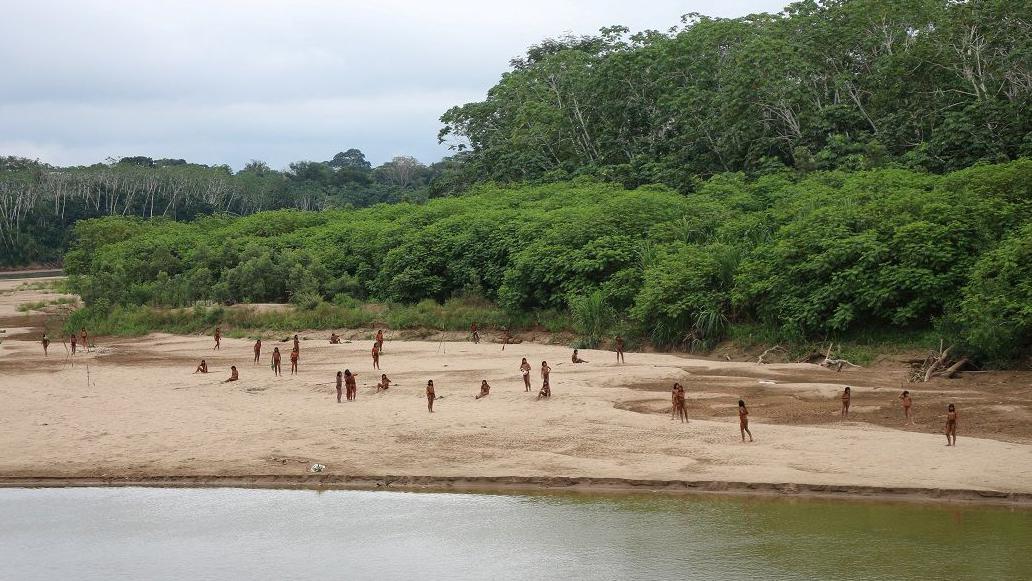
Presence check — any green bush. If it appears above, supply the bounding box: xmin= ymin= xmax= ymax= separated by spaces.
xmin=63 ymin=160 xmax=1032 ymax=363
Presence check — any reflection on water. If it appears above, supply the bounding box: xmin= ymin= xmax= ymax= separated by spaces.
xmin=1 ymin=488 xmax=1030 ymax=580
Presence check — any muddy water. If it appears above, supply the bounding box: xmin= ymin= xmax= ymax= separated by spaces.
xmin=1 ymin=487 xmax=1029 ymax=580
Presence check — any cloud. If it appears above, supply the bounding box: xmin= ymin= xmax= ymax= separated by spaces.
xmin=0 ymin=0 xmax=788 ymax=168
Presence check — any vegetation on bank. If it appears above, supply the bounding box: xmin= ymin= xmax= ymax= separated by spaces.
xmin=5 ymin=1 xmax=1030 ymax=268
xmin=64 ymin=160 xmax=1032 ymax=365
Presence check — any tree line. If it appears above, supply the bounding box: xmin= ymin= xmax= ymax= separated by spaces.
xmin=66 ymin=159 xmax=1031 ymax=364
xmin=0 ymin=150 xmax=467 ymax=266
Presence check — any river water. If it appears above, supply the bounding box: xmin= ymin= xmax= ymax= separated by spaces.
xmin=1 ymin=487 xmax=1029 ymax=580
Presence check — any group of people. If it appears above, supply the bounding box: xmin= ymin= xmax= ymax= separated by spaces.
xmin=839 ymin=386 xmax=957 ymax=444
xmin=193 ymin=326 xmax=961 ymax=442
xmin=39 ymin=327 xmax=90 ymax=356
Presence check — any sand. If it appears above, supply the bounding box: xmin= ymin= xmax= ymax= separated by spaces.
xmin=2 ymin=277 xmax=1032 ymax=500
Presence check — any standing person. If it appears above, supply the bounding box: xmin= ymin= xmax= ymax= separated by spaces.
xmin=213 ymin=326 xmax=221 ymax=350
xmin=500 ymin=327 xmax=511 ymax=351
xmin=469 ymin=321 xmax=479 ymax=344
xmin=841 ymin=387 xmax=851 ymax=417
xmin=375 ymin=329 xmax=384 ymax=352
xmin=194 ymin=359 xmax=208 ymax=374
xmin=272 ymin=347 xmax=282 ymax=376
xmin=344 ymin=369 xmax=358 ymax=401
xmin=335 ymin=371 xmax=343 ymax=403
xmin=290 ymin=348 xmax=299 ymax=375
xmin=615 ymin=336 xmax=625 ymax=364
xmin=371 ymin=343 xmax=380 ymax=370
xmin=738 ymin=399 xmax=753 ymax=442
xmin=70 ymin=332 xmax=77 ymax=355
xmin=572 ymin=349 xmax=588 ymax=363
xmin=671 ymin=383 xmax=679 ymax=420
xmin=676 ymin=384 xmax=688 ymax=423
xmin=520 ymin=358 xmax=532 ymax=392
xmin=253 ymin=338 xmax=262 ymax=364
xmin=376 ymin=374 xmax=392 ymax=392
xmin=540 ymin=361 xmax=551 ymax=386
xmin=899 ymin=390 xmax=913 ymax=425
xmin=80 ymin=328 xmax=89 ymax=353
xmin=426 ymin=380 xmax=436 ymax=412
xmin=223 ymin=365 xmax=239 ymax=383
xmin=475 ymin=380 xmax=491 ymax=399
xmin=945 ymin=404 xmax=958 ymax=446
xmin=41 ymin=333 xmax=50 ymax=357
xmin=292 ymin=334 xmax=300 ymax=355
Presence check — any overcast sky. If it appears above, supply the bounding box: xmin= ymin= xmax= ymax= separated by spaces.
xmin=1 ymin=0 xmax=787 ymax=170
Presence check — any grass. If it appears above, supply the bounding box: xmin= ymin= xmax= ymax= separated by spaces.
xmin=16 ymin=296 xmax=77 ymax=312
xmin=727 ymin=322 xmax=943 ymax=365
xmin=63 ymin=297 xmax=577 ymax=339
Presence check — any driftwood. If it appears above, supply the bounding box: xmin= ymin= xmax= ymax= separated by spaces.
xmin=936 ymin=356 xmax=970 ymax=379
xmin=907 ymin=341 xmax=966 ymax=382
xmin=818 ymin=343 xmax=860 ymax=372
xmin=757 ymin=345 xmax=784 ymax=364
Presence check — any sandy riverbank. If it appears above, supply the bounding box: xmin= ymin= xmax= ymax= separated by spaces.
xmin=2 ymin=277 xmax=1031 ymax=502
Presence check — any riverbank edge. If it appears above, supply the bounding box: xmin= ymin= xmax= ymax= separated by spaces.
xmin=3 ymin=474 xmax=1030 ymax=507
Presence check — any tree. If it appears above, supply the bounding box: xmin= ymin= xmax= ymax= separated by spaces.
xmin=327 ymin=148 xmax=372 ymax=170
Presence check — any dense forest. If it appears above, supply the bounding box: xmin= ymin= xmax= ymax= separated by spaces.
xmin=0 ymin=150 xmax=467 ymax=266
xmin=441 ymin=0 xmax=1030 ymax=186
xmin=66 ymin=160 xmax=1031 ymax=362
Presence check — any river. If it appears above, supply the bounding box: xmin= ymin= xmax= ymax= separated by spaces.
xmin=1 ymin=488 xmax=1029 ymax=580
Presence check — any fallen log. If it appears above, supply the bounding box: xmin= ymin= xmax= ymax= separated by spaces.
xmin=934 ymin=356 xmax=970 ymax=379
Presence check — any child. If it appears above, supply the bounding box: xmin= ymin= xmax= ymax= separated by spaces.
xmin=841 ymin=386 xmax=851 ymax=417
xmin=945 ymin=403 xmax=958 ymax=446
xmin=475 ymin=380 xmax=491 ymax=399
xmin=899 ymin=390 xmax=913 ymax=425
xmin=537 ymin=377 xmax=551 ymax=400
xmin=377 ymin=374 xmax=391 ymax=392
xmin=738 ymin=399 xmax=753 ymax=442
xmin=336 ymin=371 xmax=343 ymax=403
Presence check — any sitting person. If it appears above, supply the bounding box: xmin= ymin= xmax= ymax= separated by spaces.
xmin=475 ymin=380 xmax=491 ymax=399
xmin=572 ymin=349 xmax=588 ymax=363
xmin=537 ymin=378 xmax=551 ymax=400
xmin=223 ymin=365 xmax=239 ymax=383
xmin=329 ymin=333 xmax=341 ymax=344
xmin=194 ymin=359 xmax=208 ymax=374
xmin=376 ymin=373 xmax=392 ymax=392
